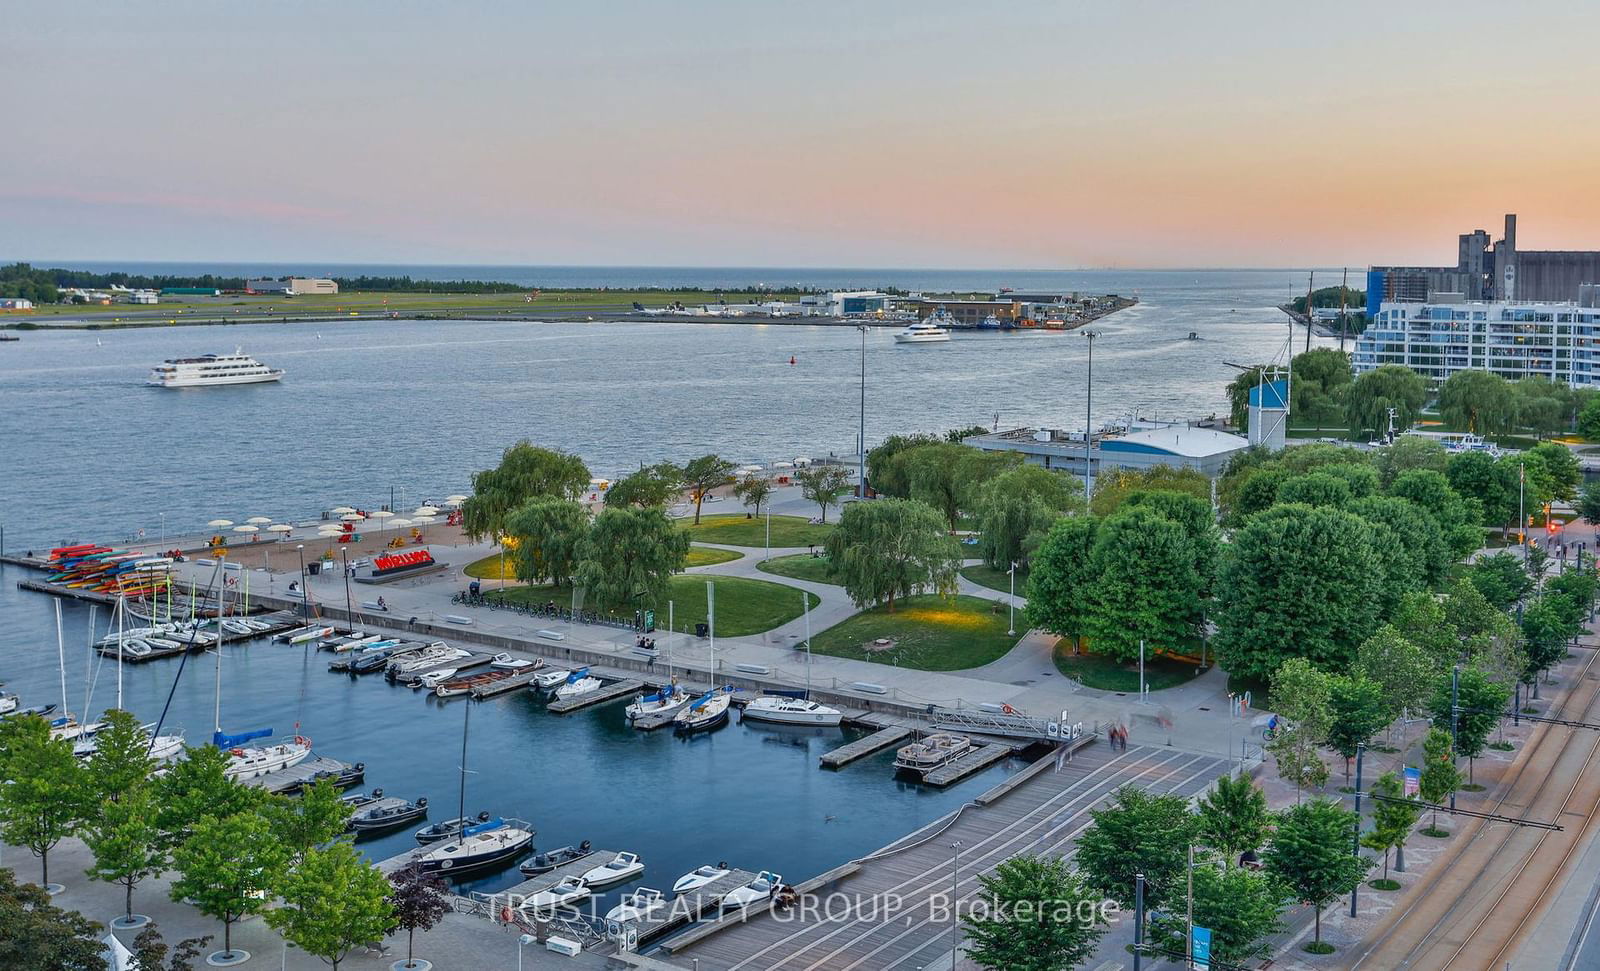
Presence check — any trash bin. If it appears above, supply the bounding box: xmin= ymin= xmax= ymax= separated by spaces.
xmin=307 ymin=562 xmax=321 ymax=576
xmin=695 ymin=623 xmax=710 ymax=638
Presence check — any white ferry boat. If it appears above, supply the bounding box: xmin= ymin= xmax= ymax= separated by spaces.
xmin=148 ymin=349 xmax=284 ymax=388
xmin=893 ymin=319 xmax=952 ymax=344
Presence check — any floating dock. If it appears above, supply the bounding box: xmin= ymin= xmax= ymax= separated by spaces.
xmin=628 ymin=868 xmax=757 ymax=946
xmin=819 ymin=726 xmax=913 ymax=768
xmin=246 ymin=755 xmax=363 ymax=795
xmin=470 ymin=667 xmax=545 ymax=698
xmin=391 ymin=652 xmax=494 ymax=686
xmin=547 ymin=679 xmax=645 ymax=714
xmin=921 ymin=743 xmax=1013 ymax=787
xmin=491 ymin=849 xmax=619 ymax=900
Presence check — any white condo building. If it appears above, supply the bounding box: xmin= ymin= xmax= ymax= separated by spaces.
xmin=1353 ymin=297 xmax=1600 ymax=387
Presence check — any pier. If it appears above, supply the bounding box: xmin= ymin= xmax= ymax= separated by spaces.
xmin=547 ymin=678 xmax=645 ymax=714
xmin=489 ymin=849 xmax=620 ymax=901
xmin=246 ymin=755 xmax=364 ymax=795
xmin=390 ymin=652 xmax=494 ymax=686
xmin=470 ymin=667 xmax=546 ymax=698
xmin=818 ymin=726 xmax=912 ymax=768
xmin=921 ymin=742 xmax=1013 ymax=787
xmin=627 ymin=868 xmax=757 ymax=946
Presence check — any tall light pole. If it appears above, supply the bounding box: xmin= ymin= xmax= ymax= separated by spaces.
xmin=340 ymin=545 xmax=354 ymax=624
xmin=1083 ymin=330 xmax=1099 ymax=498
xmin=949 ymin=840 xmax=963 ymax=962
xmin=857 ymin=324 xmax=868 ymax=497
xmin=517 ymin=933 xmax=534 ymax=971
xmin=1007 ymin=562 xmax=1017 ymax=636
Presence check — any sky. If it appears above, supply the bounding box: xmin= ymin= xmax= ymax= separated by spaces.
xmin=4 ymin=0 xmax=1600 ymax=269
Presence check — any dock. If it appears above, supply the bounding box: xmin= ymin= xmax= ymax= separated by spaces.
xmin=491 ymin=849 xmax=619 ymax=900
xmin=547 ymin=678 xmax=644 ymax=714
xmin=470 ymin=667 xmax=545 ymax=699
xmin=245 ymin=755 xmax=364 ymax=795
xmin=819 ymin=726 xmax=913 ymax=769
xmin=390 ymin=652 xmax=494 ymax=686
xmin=921 ymin=743 xmax=1013 ymax=787
xmin=628 ymin=868 xmax=757 ymax=946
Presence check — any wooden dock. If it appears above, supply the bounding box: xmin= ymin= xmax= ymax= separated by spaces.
xmin=547 ymin=679 xmax=644 ymax=714
xmin=819 ymin=726 xmax=913 ymax=769
xmin=491 ymin=849 xmax=618 ymax=900
xmin=629 ymin=868 xmax=757 ymax=946
xmin=921 ymin=743 xmax=1013 ymax=787
xmin=245 ymin=755 xmax=363 ymax=795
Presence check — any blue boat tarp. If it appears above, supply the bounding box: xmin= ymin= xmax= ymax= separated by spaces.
xmin=213 ymin=728 xmax=272 ymax=748
xmin=462 ymin=817 xmax=505 ymax=837
xmin=566 ymin=667 xmax=590 ymax=683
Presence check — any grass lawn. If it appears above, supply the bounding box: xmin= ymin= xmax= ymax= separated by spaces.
xmin=464 ymin=552 xmax=516 ymax=580
xmin=758 ymin=553 xmax=840 ymax=585
xmin=497 ymin=574 xmax=817 ymax=636
xmin=681 ymin=513 xmax=833 ymax=548
xmin=1054 ymin=647 xmax=1203 ymax=692
xmin=808 ymin=595 xmax=1020 ymax=671
xmin=686 ymin=545 xmax=743 ymax=568
xmin=960 ymin=563 xmax=1026 ymax=595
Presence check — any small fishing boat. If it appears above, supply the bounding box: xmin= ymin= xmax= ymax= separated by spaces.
xmin=435 ymin=669 xmax=512 ymax=698
xmin=526 ymin=876 xmax=591 ymax=913
xmin=415 ymin=817 xmax=535 ymax=877
xmin=341 ymin=788 xmax=387 ymax=811
xmin=6 ymin=702 xmax=58 ymax=720
xmin=894 ymin=732 xmax=971 ymax=772
xmin=292 ymin=762 xmax=365 ymax=793
xmin=533 ymin=668 xmax=571 ymax=690
xmin=348 ymin=648 xmax=407 ymax=674
xmin=0 ymin=692 xmax=17 ymax=716
xmin=673 ymin=863 xmax=731 ymax=894
xmin=674 ymin=686 xmax=734 ymax=733
xmin=626 ymin=683 xmax=691 ymax=722
xmin=518 ymin=841 xmax=594 ymax=877
xmin=741 ymin=695 xmax=842 ymax=726
xmin=606 ymin=888 xmax=666 ymax=922
xmin=415 ymin=811 xmax=492 ymax=845
xmin=580 ymin=851 xmax=644 ymax=888
xmin=721 ymin=871 xmax=782 ymax=910
xmin=489 ymin=652 xmax=539 ymax=671
xmin=553 ymin=668 xmax=602 ymax=701
xmin=415 ymin=668 xmax=460 ymax=691
xmin=348 ymin=796 xmax=428 ymax=836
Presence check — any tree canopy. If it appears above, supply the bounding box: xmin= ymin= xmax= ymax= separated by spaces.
xmin=824 ymin=498 xmax=961 ymax=612
xmin=961 ymin=855 xmax=1109 ymax=971
xmin=462 ymin=441 xmax=590 ymax=541
xmin=1082 ymin=506 xmax=1202 ymax=663
xmin=1438 ymin=370 xmax=1516 ymax=435
xmin=1075 ymin=785 xmax=1199 ymax=910
xmin=794 ymin=465 xmax=852 ymax=523
xmin=604 ymin=462 xmax=681 ymax=509
xmin=1344 ymin=365 xmax=1428 ymax=438
xmin=574 ymin=506 xmax=689 ymax=612
xmin=504 ymin=498 xmax=589 ymax=586
xmin=1264 ymin=799 xmax=1369 ymax=946
xmin=680 ymin=454 xmax=737 ymax=525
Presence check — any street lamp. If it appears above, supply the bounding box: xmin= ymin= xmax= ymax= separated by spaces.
xmin=516 ymin=933 xmax=534 ymax=971
xmin=949 ymin=840 xmax=963 ymax=961
xmin=857 ymin=323 xmax=868 ymax=497
xmin=1007 ymin=562 xmax=1017 ymax=636
xmin=295 ymin=544 xmax=308 ymax=621
xmin=1083 ymin=330 xmax=1100 ymax=498
xmin=340 ymin=546 xmax=354 ymax=623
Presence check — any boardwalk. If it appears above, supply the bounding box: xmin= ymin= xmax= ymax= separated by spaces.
xmin=668 ymin=742 xmax=1227 ymax=970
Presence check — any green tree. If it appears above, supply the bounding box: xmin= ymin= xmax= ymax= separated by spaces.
xmin=903 ymin=442 xmax=981 ymax=532
xmin=1418 ymin=728 xmax=1462 ymax=834
xmin=1578 ymin=395 xmax=1600 ymax=440
xmin=263 ymin=777 xmax=353 ymax=865
xmin=265 ymin=841 xmax=394 ymax=971
xmin=0 ymin=715 xmax=89 ymax=887
xmin=83 ymin=785 xmax=166 ymax=921
xmin=1264 ymin=799 xmax=1370 ymax=948
xmin=1075 ymin=785 xmax=1198 ymax=910
xmin=1214 ymin=505 xmax=1381 ymax=681
xmin=824 ymin=498 xmax=961 ymax=613
xmin=0 ymin=866 xmax=107 ymax=971
xmin=1501 ymin=450 xmax=1554 ymax=519
xmin=1514 ymin=377 xmax=1574 ymax=440
xmin=1149 ymin=862 xmax=1288 ymax=968
xmin=129 ymin=923 xmax=211 ymax=971
xmin=1447 ymin=451 xmax=1515 ymax=530
xmin=1344 ymin=365 xmax=1428 ymax=438
xmin=1267 ymin=658 xmax=1334 ymax=795
xmin=732 ymin=475 xmax=773 ymax=518
xmin=1121 ymin=489 xmax=1221 ymax=594
xmin=387 ymin=864 xmax=450 ymax=970
xmin=946 ymin=423 xmax=991 ymax=442
xmin=1225 ymin=465 xmax=1290 ymax=524
xmin=461 ymin=441 xmax=590 ymax=541
xmin=1577 ymin=482 xmax=1600 ymax=526
xmin=1321 ymin=461 xmax=1382 ymax=499
xmin=168 ymin=811 xmax=288 ymax=960
xmin=574 ymin=506 xmax=690 ymax=613
xmin=503 ymin=497 xmax=589 ymax=586
xmin=1196 ymin=772 xmax=1270 ymax=866
xmin=1389 ymin=468 xmax=1484 ymax=559
xmin=1528 ymin=441 xmax=1580 ymax=502
xmin=1082 ymin=507 xmax=1201 ymax=663
xmin=1438 ymin=370 xmax=1515 ymax=435
xmin=1292 ymin=347 xmax=1354 ymax=431
xmin=1355 ymin=625 xmax=1437 ymax=726
xmin=1325 ymin=675 xmax=1390 ymax=782
xmin=1429 ymin=667 xmax=1510 ymax=782
xmin=1277 ymin=471 xmax=1352 ymax=508
xmin=1464 ymin=551 xmax=1533 ymax=609
xmin=975 ymin=465 xmax=1082 ymax=570
xmin=85 ymin=708 xmax=157 ymax=802
xmin=794 ymin=465 xmax=852 ymax=524
xmin=603 ymin=461 xmax=681 ymax=509
xmin=866 ymin=433 xmax=940 ymax=498
xmin=1090 ymin=465 xmax=1209 ymax=517
xmin=152 ymin=745 xmax=261 ymax=853
xmin=961 ymin=855 xmax=1108 ymax=971
xmin=1022 ymin=516 xmax=1100 ymax=644
xmin=679 ymin=454 xmax=737 ymax=525
xmin=1349 ymin=495 xmax=1449 ymax=609
xmin=1377 ymin=436 xmax=1449 ymax=487
xmin=1361 ymin=772 xmax=1421 ymax=883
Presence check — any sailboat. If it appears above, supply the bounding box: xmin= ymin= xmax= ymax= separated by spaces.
xmin=201 ymin=568 xmax=310 ymax=780
xmin=673 ymin=685 xmax=734 ymax=733
xmin=413 ymin=700 xmax=493 ymax=845
xmin=741 ymin=593 xmax=841 ymax=726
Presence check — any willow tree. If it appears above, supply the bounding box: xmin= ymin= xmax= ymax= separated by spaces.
xmin=575 ymin=506 xmax=689 ymax=611
xmin=462 ymin=441 xmax=590 ymax=541
xmin=504 ymin=498 xmax=590 ymax=586
xmin=825 ymin=498 xmax=961 ymax=612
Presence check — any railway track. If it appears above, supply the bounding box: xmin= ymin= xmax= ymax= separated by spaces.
xmin=1351 ymin=646 xmax=1600 ymax=970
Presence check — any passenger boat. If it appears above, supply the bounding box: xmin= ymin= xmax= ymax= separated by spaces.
xmin=147 ymin=349 xmax=285 ymax=388
xmin=893 ymin=320 xmax=952 ymax=344
xmin=553 ymin=668 xmax=602 ymax=701
xmin=489 ymin=653 xmax=539 ymax=671
xmin=348 ymin=796 xmax=428 ymax=837
xmin=217 ymin=730 xmax=313 ymax=780
xmin=674 ymin=686 xmax=734 ymax=733
xmin=518 ymin=841 xmax=594 ymax=877
xmin=606 ymin=888 xmax=666 ymax=922
xmin=526 ymin=876 xmax=591 ymax=913
xmin=976 ymin=313 xmax=1002 ymax=330
xmin=533 ymin=668 xmax=572 ymax=690
xmin=435 ymin=670 xmax=512 ymax=698
xmin=740 ymin=695 xmax=842 ymax=726
xmin=625 ymin=682 xmax=691 ymax=722
xmin=414 ymin=817 xmax=535 ymax=877
xmin=0 ymin=691 xmax=17 ymax=716
xmin=673 ymin=863 xmax=731 ymax=894
xmin=580 ymin=851 xmax=644 ymax=888
xmin=893 ymin=732 xmax=971 ymax=772
xmin=721 ymin=871 xmax=783 ymax=910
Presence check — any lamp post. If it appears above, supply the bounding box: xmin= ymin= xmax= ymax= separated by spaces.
xmin=857 ymin=323 xmax=868 ymax=497
xmin=341 ymin=545 xmax=354 ymax=623
xmin=1007 ymin=562 xmax=1017 ymax=636
xmin=1083 ymin=330 xmax=1100 ymax=497
xmin=295 ymin=544 xmax=307 ymax=621
xmin=949 ymin=840 xmax=963 ymax=962
xmin=517 ymin=933 xmax=534 ymax=971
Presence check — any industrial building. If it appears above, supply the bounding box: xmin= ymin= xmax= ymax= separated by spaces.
xmin=966 ymin=420 xmax=1249 ymax=480
xmin=1353 ymin=295 xmax=1600 ymax=387
xmin=246 ymin=277 xmax=339 ymax=295
xmin=799 ymin=291 xmax=889 ymax=316
xmin=1368 ymin=214 xmax=1600 ymax=315
xmin=0 ymin=298 xmax=34 ymax=310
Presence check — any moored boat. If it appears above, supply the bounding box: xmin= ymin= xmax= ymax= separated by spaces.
xmin=553 ymin=667 xmax=602 ymax=701
xmin=217 ymin=730 xmax=313 ymax=780
xmin=518 ymin=840 xmax=594 ymax=877
xmin=348 ymin=796 xmax=429 ymax=837
xmin=626 ymin=682 xmax=691 ymax=722
xmin=673 ymin=862 xmax=731 ymax=894
xmin=414 ymin=817 xmax=535 ymax=877
xmin=740 ymin=695 xmax=842 ymax=726
xmin=435 ymin=669 xmax=512 ymax=698
xmin=893 ymin=732 xmax=971 ymax=773
xmin=606 ymin=888 xmax=666 ymax=922
xmin=674 ymin=686 xmax=734 ymax=733
xmin=579 ymin=851 xmax=644 ymax=888
xmin=721 ymin=870 xmax=783 ymax=909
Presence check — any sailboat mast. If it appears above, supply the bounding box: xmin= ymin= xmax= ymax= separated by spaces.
xmin=1338 ymin=266 xmax=1349 ymax=353
xmin=457 ymin=700 xmax=470 ymax=827
xmin=1304 ymin=271 xmax=1315 ymax=354
xmin=666 ymin=600 xmax=674 ymax=682
xmin=213 ymin=563 xmax=225 ymax=733
xmin=116 ymin=594 xmax=125 ymax=711
xmin=802 ymin=591 xmax=812 ymax=697
xmin=82 ymin=604 xmax=98 ymax=719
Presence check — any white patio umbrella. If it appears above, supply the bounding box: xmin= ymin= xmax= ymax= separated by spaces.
xmin=207 ymin=519 xmax=234 ymax=528
xmin=413 ymin=506 xmax=440 ymax=517
xmin=369 ymin=510 xmax=395 ymax=532
xmin=245 ymin=516 xmax=273 ymax=525
xmin=412 ymin=514 xmax=436 ymax=538
xmin=266 ymin=524 xmax=294 ymax=533
xmin=386 ymin=518 xmax=414 ymax=530
xmin=443 ymin=499 xmax=464 ymax=509
xmin=341 ymin=513 xmax=365 ymax=522
xmin=445 ymin=494 xmax=469 ymax=503
xmin=231 ymin=525 xmax=258 ymax=534
xmin=330 ymin=506 xmax=356 ymax=515
xmin=316 ymin=526 xmax=345 ymax=536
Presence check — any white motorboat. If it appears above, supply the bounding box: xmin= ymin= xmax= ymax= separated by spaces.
xmin=329 ymin=633 xmax=381 ymax=653
xmin=741 ymin=696 xmax=842 ymax=726
xmin=721 ymin=871 xmax=782 ymax=909
xmin=625 ymin=683 xmax=691 ymax=722
xmin=49 ymin=716 xmax=106 ymax=742
xmin=148 ymin=349 xmax=285 ymax=388
xmin=75 ymin=726 xmax=185 ymax=762
xmin=415 ymin=817 xmax=535 ymax=877
xmin=606 ymin=888 xmax=665 ymax=923
xmin=415 ymin=668 xmax=459 ymax=690
xmin=221 ymin=733 xmax=313 ymax=780
xmin=489 ymin=652 xmax=539 ymax=671
xmin=580 ymin=851 xmax=644 ymax=888
xmin=388 ymin=646 xmax=468 ymax=675
xmin=893 ymin=320 xmax=951 ymax=344
xmin=894 ymin=732 xmax=971 ymax=772
xmin=674 ymin=686 xmax=733 ymax=733
xmin=0 ymin=692 xmax=16 ymax=716
xmin=553 ymin=668 xmax=602 ymax=700
xmin=526 ymin=876 xmax=591 ymax=912
xmin=673 ymin=863 xmax=731 ymax=894
xmin=533 ymin=668 xmax=571 ymax=690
